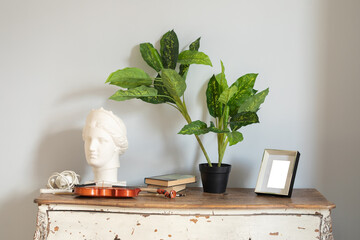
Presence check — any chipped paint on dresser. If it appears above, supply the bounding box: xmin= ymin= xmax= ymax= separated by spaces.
xmin=34 ymin=205 xmax=48 ymax=240
xmin=34 ymin=204 xmax=334 ymax=239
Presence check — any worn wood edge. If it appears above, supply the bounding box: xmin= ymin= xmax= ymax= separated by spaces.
xmin=34 ymin=200 xmax=335 ymax=210
xmin=34 ymin=188 xmax=335 ymax=210
xmin=310 ymin=190 xmax=336 ymax=209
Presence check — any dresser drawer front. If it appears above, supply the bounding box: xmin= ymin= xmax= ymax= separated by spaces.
xmin=46 ymin=210 xmax=322 ymax=240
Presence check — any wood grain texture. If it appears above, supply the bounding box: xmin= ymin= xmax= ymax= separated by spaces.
xmin=34 ymin=188 xmax=335 ymax=210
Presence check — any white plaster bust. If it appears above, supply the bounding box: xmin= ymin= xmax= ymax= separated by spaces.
xmin=82 ymin=108 xmax=128 ymax=184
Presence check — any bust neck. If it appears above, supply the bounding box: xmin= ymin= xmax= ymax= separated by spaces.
xmin=93 ymin=167 xmax=118 ymax=183
xmin=92 ymin=154 xmax=120 ymax=183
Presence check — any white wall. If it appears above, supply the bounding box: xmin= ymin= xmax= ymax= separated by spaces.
xmin=0 ymin=0 xmax=359 ymax=239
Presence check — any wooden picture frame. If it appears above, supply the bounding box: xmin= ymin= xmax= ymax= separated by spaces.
xmin=255 ymin=149 xmax=300 ymax=197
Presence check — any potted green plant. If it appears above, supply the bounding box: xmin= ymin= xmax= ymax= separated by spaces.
xmin=105 ymin=30 xmax=268 ymax=193
xmin=178 ymin=61 xmax=269 ymax=193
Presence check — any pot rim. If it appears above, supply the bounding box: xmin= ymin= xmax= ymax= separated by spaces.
xmin=199 ymin=163 xmax=231 ymax=174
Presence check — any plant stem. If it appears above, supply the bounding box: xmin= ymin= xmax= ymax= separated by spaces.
xmin=217 ymin=133 xmax=222 ymax=165
xmin=177 ymin=101 xmax=213 ymax=167
xmin=195 ymin=134 xmax=212 ymax=167
xmin=216 ymin=105 xmax=230 ymax=166
xmin=218 ymin=138 xmax=228 ymax=167
xmin=165 ymin=102 xmax=181 ymax=111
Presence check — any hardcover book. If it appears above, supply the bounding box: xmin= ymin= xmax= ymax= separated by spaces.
xmin=144 ymin=174 xmax=195 ymax=187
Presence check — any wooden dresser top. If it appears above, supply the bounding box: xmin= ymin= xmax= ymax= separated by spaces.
xmin=34 ymin=188 xmax=335 ymax=210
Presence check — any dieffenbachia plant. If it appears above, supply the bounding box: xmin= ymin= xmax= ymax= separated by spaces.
xmin=178 ymin=61 xmax=269 ymax=167
xmin=106 ymin=30 xmax=269 ymax=168
xmin=106 ymin=30 xmax=213 ymax=164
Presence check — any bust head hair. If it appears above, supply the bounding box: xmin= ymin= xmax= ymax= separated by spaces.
xmin=82 ymin=107 xmax=128 ymax=154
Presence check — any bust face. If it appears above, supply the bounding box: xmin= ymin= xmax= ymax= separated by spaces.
xmin=83 ymin=127 xmax=118 ymax=169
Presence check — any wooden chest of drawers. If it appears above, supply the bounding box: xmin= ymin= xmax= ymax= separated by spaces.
xmin=34 ymin=188 xmax=335 ymax=240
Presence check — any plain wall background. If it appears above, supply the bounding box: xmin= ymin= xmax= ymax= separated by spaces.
xmin=0 ymin=0 xmax=359 ymax=239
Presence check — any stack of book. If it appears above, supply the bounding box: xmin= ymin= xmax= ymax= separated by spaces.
xmin=144 ymin=174 xmax=196 ymax=194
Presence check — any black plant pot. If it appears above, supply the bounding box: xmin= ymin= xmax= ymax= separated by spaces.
xmin=199 ymin=163 xmax=231 ymax=194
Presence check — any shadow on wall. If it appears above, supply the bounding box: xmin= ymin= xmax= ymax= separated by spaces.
xmin=0 ymin=130 xmax=85 ymax=239
xmin=34 ymin=129 xmax=86 ymax=186
xmin=316 ymin=0 xmax=360 ymax=239
xmin=227 ymin=161 xmax=252 ymax=188
xmin=0 ymin=190 xmax=39 ymax=239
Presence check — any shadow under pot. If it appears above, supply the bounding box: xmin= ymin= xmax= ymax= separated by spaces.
xmin=199 ymin=163 xmax=231 ymax=194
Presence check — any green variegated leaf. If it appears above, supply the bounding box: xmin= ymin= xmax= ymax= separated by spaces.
xmin=215 ymin=61 xmax=228 ymax=92
xmin=231 ymin=73 xmax=258 ymax=90
xmin=179 ymin=37 xmax=201 ymax=79
xmin=106 ymin=68 xmax=152 ymax=88
xmin=222 ymin=105 xmax=230 ymax=129
xmin=220 ymin=60 xmax=225 ymax=73
xmin=160 ymin=30 xmax=179 ymax=69
xmin=178 ymin=120 xmax=209 ymax=135
xmin=229 ymin=112 xmax=259 ymax=131
xmin=189 ymin=37 xmax=200 ymax=51
xmin=178 ymin=50 xmax=212 ymax=66
xmin=237 ymin=88 xmax=269 ymax=113
xmin=226 ymin=131 xmax=244 ymax=146
xmin=178 ymin=121 xmax=228 ymax=135
xmin=140 ymin=43 xmax=163 ymax=72
xmin=140 ymin=96 xmax=166 ymax=104
xmin=161 ymin=69 xmax=186 ymax=98
xmin=140 ymin=75 xmax=174 ymax=104
xmin=218 ymin=85 xmax=238 ymax=104
xmin=228 ymin=91 xmax=253 ymax=116
xmin=154 ymin=76 xmax=175 ymax=103
xmin=110 ymin=85 xmax=158 ymax=101
xmin=208 ymin=122 xmax=230 ymax=133
xmin=179 ymin=64 xmax=189 ymax=79
xmin=228 ymin=73 xmax=259 ymax=116
xmin=206 ymin=75 xmax=222 ymax=118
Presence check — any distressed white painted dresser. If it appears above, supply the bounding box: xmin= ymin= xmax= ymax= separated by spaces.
xmin=34 ymin=188 xmax=335 ymax=240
